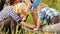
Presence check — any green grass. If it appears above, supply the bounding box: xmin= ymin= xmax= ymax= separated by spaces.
xmin=26 ymin=11 xmax=34 ymax=24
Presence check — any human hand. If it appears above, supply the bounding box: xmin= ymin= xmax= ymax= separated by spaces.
xmin=33 ymin=28 xmax=38 ymax=31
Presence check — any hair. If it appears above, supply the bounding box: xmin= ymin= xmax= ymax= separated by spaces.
xmin=0 ymin=0 xmax=15 ymax=11
xmin=40 ymin=3 xmax=48 ymax=7
xmin=37 ymin=3 xmax=48 ymax=11
xmin=10 ymin=0 xmax=22 ymax=5
xmin=14 ymin=3 xmax=27 ymax=16
xmin=0 ymin=0 xmax=6 ymax=11
xmin=9 ymin=0 xmax=15 ymax=5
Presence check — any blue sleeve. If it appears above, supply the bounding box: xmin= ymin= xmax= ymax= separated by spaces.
xmin=38 ymin=11 xmax=46 ymax=20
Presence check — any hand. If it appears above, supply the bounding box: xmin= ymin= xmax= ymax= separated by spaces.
xmin=30 ymin=25 xmax=36 ymax=29
xmin=33 ymin=28 xmax=38 ymax=31
xmin=27 ymin=25 xmax=36 ymax=30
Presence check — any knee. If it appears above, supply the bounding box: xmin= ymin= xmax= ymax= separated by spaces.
xmin=31 ymin=11 xmax=36 ymax=15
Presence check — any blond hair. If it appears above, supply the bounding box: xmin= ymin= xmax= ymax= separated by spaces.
xmin=37 ymin=3 xmax=48 ymax=11
xmin=14 ymin=2 xmax=27 ymax=16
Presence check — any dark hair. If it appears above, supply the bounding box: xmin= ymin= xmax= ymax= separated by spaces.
xmin=9 ymin=0 xmax=15 ymax=5
xmin=0 ymin=0 xmax=15 ymax=11
xmin=0 ymin=0 xmax=6 ymax=11
xmin=10 ymin=0 xmax=22 ymax=5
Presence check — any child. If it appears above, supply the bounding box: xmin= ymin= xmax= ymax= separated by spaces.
xmin=34 ymin=3 xmax=60 ymax=32
xmin=0 ymin=0 xmax=36 ymax=30
xmin=14 ymin=2 xmax=27 ymax=20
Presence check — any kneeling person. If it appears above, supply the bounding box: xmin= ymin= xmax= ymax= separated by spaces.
xmin=0 ymin=5 xmax=35 ymax=30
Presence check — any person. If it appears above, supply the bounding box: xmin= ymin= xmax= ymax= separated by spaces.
xmin=2 ymin=0 xmax=29 ymax=34
xmin=24 ymin=0 xmax=42 ymax=26
xmin=0 ymin=0 xmax=36 ymax=33
xmin=0 ymin=5 xmax=35 ymax=29
xmin=34 ymin=3 xmax=60 ymax=32
xmin=1 ymin=0 xmax=29 ymax=34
